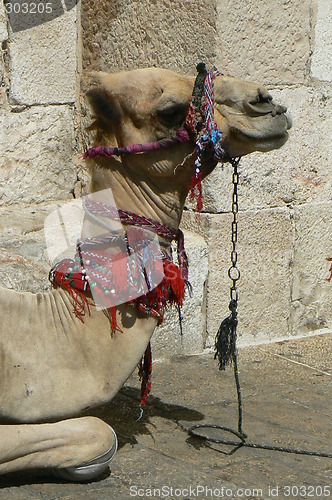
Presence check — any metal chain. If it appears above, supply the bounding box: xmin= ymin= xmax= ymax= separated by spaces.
xmin=228 ymin=158 xmax=241 ymax=304
xmin=228 ymin=158 xmax=244 ymax=436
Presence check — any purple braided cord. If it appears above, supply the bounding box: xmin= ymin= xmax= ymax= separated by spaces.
xmin=83 ymin=128 xmax=191 ymax=159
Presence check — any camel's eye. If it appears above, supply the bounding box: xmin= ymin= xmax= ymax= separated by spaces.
xmin=157 ymin=102 xmax=188 ymax=127
xmin=219 ymin=98 xmax=237 ymax=107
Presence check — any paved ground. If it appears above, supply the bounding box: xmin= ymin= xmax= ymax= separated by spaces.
xmin=0 ymin=333 xmax=331 ymax=500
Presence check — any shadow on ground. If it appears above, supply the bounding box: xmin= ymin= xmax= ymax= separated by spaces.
xmin=83 ymin=386 xmax=205 ymax=449
xmin=0 ymin=387 xmax=205 ymax=488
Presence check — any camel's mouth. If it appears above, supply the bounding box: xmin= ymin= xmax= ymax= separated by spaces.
xmin=247 ymin=131 xmax=289 ymax=152
xmin=229 ymin=128 xmax=289 ymax=153
xmin=228 ymin=112 xmax=291 ymax=153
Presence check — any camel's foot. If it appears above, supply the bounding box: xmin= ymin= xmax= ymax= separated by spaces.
xmin=0 ymin=416 xmax=117 ymax=482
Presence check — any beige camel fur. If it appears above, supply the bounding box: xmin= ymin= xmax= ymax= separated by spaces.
xmin=0 ymin=68 xmax=291 ymax=480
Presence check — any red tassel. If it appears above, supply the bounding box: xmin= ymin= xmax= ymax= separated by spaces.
xmin=139 ymin=342 xmax=152 ymax=407
xmin=50 ymin=260 xmax=91 ymax=323
xmin=164 ymin=261 xmax=185 ymax=304
xmin=54 ymin=279 xmax=90 ymax=323
xmin=327 ymin=257 xmax=332 ymax=282
xmin=189 ymin=169 xmax=203 ymax=212
xmin=110 ymin=306 xmax=117 ymax=334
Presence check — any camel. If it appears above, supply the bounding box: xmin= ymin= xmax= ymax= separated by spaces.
xmin=0 ymin=66 xmax=291 ymax=481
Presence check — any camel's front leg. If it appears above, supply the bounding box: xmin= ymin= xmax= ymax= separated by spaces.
xmin=0 ymin=416 xmax=117 ymax=481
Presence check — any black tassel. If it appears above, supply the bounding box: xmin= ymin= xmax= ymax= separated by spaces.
xmin=214 ymin=299 xmax=238 ymax=370
xmin=177 ymin=304 xmax=184 ymax=336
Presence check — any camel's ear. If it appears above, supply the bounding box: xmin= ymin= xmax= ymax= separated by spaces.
xmin=86 ymin=87 xmax=122 ymax=132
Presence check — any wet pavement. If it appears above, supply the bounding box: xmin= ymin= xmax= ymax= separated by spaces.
xmin=0 ymin=333 xmax=331 ymax=499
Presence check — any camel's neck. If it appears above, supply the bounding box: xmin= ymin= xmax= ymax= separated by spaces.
xmin=89 ymin=158 xmax=192 ymax=231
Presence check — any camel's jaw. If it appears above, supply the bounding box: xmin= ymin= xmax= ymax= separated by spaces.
xmin=225 ymin=113 xmax=291 ymax=156
xmin=234 ymin=129 xmax=290 ymax=153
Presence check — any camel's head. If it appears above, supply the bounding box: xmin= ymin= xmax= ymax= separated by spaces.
xmin=86 ymin=67 xmax=291 ymax=177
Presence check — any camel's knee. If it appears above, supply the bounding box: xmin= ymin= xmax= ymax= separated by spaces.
xmin=52 ymin=417 xmax=117 ymax=482
xmin=51 ymin=416 xmax=116 ymax=468
xmin=0 ymin=417 xmax=117 ymax=476
xmin=74 ymin=417 xmax=116 ymax=457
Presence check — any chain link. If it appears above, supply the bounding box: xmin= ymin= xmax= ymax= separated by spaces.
xmin=228 ymin=158 xmax=241 ymax=303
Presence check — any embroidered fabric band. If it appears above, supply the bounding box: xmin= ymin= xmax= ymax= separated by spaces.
xmin=83 ymin=198 xmax=189 ymax=282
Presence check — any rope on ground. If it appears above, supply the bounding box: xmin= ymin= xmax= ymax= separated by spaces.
xmin=187 ymin=423 xmax=332 ymax=458
xmin=187 ymin=358 xmax=332 ymax=458
xmin=187 ymin=158 xmax=332 ymax=460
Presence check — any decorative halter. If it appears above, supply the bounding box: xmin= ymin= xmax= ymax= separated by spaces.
xmin=84 ymin=63 xmax=229 ymax=211
xmin=184 ymin=63 xmax=228 ymax=210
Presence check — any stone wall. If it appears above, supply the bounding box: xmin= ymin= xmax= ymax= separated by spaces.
xmin=205 ymin=0 xmax=332 ymax=347
xmin=0 ymin=0 xmax=331 ymax=356
xmin=0 ymin=1 xmax=80 ymax=292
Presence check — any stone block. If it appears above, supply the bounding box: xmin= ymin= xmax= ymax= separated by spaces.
xmin=290 ymin=202 xmax=332 ymax=334
xmin=202 ymin=85 xmax=332 ymax=213
xmin=216 ymin=0 xmax=311 ymax=84
xmin=9 ymin=6 xmax=77 ymax=104
xmin=152 ymin=230 xmax=208 ymax=358
xmin=0 ymin=2 xmax=7 ymax=92
xmin=0 ymin=204 xmax=56 ymax=292
xmin=82 ymin=0 xmax=217 ymax=73
xmin=0 ymin=105 xmax=76 ymax=205
xmin=203 ymin=208 xmax=293 ymax=346
xmin=311 ymin=0 xmax=332 ymax=81
xmin=0 ymin=2 xmax=7 ymax=42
